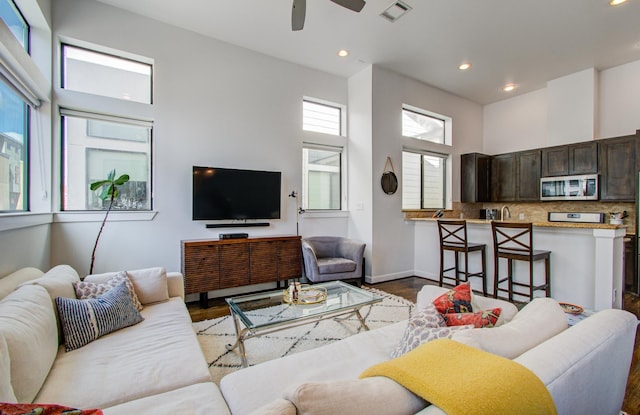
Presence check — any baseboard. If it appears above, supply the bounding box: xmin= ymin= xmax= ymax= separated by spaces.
xmin=366 ymin=270 xmax=414 ymax=284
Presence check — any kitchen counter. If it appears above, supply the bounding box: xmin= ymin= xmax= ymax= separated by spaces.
xmin=410 ymin=217 xmax=631 ymax=233
xmin=412 ymin=219 xmax=626 ymax=310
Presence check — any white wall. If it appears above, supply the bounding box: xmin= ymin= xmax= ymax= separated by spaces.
xmin=50 ymin=0 xmax=347 ymax=276
xmin=369 ymin=67 xmax=483 ymax=282
xmin=484 ymin=60 xmax=640 ymax=153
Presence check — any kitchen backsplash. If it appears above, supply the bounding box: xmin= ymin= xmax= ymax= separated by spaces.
xmin=404 ymin=201 xmax=636 ymax=233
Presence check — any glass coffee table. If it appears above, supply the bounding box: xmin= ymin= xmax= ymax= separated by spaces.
xmin=225 ymin=281 xmax=382 ymax=367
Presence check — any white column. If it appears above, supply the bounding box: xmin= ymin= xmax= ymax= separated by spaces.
xmin=593 ymin=228 xmax=626 ymax=310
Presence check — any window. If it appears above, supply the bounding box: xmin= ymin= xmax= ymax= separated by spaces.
xmin=401 ymin=105 xmax=452 ymax=210
xmin=0 ymin=0 xmax=29 ymax=212
xmin=62 ymin=110 xmax=152 ymax=211
xmin=303 ymin=99 xmax=342 ymax=136
xmin=62 ymin=44 xmax=152 ymax=104
xmin=402 ymin=150 xmax=447 ymax=210
xmin=402 ymin=107 xmax=446 ymax=144
xmin=302 ymin=144 xmax=342 ymax=210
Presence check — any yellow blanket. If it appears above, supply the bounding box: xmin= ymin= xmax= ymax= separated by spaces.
xmin=360 ymin=338 xmax=557 ymax=415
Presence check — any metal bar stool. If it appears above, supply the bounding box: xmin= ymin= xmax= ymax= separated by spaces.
xmin=437 ymin=219 xmax=488 ymax=295
xmin=491 ymin=221 xmax=551 ymax=302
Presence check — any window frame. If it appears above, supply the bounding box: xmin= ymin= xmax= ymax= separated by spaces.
xmin=401 ymin=104 xmax=453 ymax=211
xmin=303 ymin=97 xmax=345 ymax=137
xmin=302 ymin=143 xmax=344 ymax=211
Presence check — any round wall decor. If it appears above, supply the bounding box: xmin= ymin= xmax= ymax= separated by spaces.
xmin=381 ymin=157 xmax=398 ymax=195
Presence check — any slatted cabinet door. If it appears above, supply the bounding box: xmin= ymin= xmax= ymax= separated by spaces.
xmin=279 ymin=239 xmax=302 ymax=282
xmin=182 ymin=243 xmax=220 ymax=295
xmin=220 ymin=242 xmax=250 ymax=288
xmin=249 ymin=240 xmax=279 ymax=284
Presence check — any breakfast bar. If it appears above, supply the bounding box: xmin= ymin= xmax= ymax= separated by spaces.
xmin=412 ymin=218 xmax=627 ymax=310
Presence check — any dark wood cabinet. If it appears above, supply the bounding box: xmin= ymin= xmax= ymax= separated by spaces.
xmin=541 ymin=141 xmax=598 ymax=177
xmin=461 ymin=153 xmax=491 ymax=202
xmin=624 ymin=237 xmax=638 ymax=295
xmin=569 ymin=141 xmax=598 ymax=174
xmin=541 ymin=146 xmax=569 ymax=177
xmin=491 ymin=153 xmax=516 ymax=202
xmin=182 ymin=236 xmax=302 ymax=304
xmin=515 ymin=150 xmax=541 ymax=201
xmin=599 ymin=135 xmax=637 ymax=201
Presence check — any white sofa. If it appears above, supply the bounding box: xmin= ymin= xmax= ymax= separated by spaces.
xmin=220 ymin=285 xmax=638 ymax=415
xmin=0 ymin=265 xmax=232 ymax=414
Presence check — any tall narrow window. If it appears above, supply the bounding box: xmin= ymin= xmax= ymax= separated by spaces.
xmin=62 ymin=44 xmax=152 ymax=104
xmin=62 ymin=110 xmax=152 ymax=211
xmin=0 ymin=0 xmax=30 ymax=212
xmin=302 ymin=144 xmax=342 ymax=210
xmin=402 ymin=150 xmax=448 ymax=210
xmin=303 ymin=99 xmax=342 ymax=136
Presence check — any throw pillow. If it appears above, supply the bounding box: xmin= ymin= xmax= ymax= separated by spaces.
xmin=0 ymin=403 xmax=102 ymax=415
xmin=432 ymin=283 xmax=473 ymax=314
xmin=443 ymin=308 xmax=502 ymax=328
xmin=56 ymin=282 xmax=144 ymax=351
xmin=391 ymin=325 xmax=474 ymax=358
xmin=283 ymin=377 xmax=427 ymax=415
xmin=74 ymin=271 xmax=143 ymax=311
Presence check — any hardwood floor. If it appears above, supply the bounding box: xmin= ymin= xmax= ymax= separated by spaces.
xmin=187 ymin=277 xmax=640 ymax=414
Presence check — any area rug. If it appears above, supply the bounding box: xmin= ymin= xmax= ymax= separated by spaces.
xmin=194 ymin=287 xmax=414 ymax=384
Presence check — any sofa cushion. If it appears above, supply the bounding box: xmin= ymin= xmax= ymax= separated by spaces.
xmin=101 ymin=383 xmax=231 ymax=415
xmin=0 ymin=403 xmax=102 ymax=415
xmin=432 ymin=283 xmax=473 ymax=314
xmin=74 ymin=271 xmax=142 ymax=311
xmin=0 ymin=336 xmax=17 ymax=403
xmin=283 ymin=377 xmax=427 ymax=415
xmin=451 ymin=298 xmax=568 ymax=359
xmin=317 ymin=258 xmax=356 ymax=274
xmin=36 ymin=298 xmax=212 ymax=409
xmin=0 ymin=267 xmax=44 ymax=300
xmin=249 ymin=399 xmax=296 ymax=415
xmin=86 ymin=267 xmax=168 ymax=305
xmin=0 ymin=284 xmax=58 ymax=403
xmin=56 ymin=282 xmax=145 ymax=351
xmin=442 ymin=308 xmax=502 ymax=328
xmin=20 ymin=265 xmax=80 ymax=300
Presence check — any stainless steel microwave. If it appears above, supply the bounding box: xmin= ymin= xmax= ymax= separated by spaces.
xmin=540 ymin=174 xmax=598 ymax=201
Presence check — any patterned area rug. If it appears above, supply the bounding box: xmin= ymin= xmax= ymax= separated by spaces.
xmin=194 ymin=288 xmax=414 ymax=384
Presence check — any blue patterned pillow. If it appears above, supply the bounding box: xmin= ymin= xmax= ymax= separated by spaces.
xmin=56 ymin=281 xmax=144 ymax=351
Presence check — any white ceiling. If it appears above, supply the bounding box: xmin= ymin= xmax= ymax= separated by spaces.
xmin=93 ymin=0 xmax=640 ymax=104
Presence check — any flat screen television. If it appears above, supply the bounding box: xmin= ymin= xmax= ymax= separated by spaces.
xmin=192 ymin=166 xmax=281 ymax=221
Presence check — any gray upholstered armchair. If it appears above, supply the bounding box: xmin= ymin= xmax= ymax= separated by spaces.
xmin=301 ymin=236 xmax=366 ymax=285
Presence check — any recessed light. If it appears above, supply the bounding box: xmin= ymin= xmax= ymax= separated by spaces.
xmin=458 ymin=63 xmax=472 ymax=71
xmin=337 ymin=49 xmax=349 ymax=57
xmin=502 ymin=84 xmax=516 ymax=92
xmin=609 ymin=0 xmax=627 ymax=5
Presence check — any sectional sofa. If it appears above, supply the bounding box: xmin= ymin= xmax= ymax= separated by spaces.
xmin=0 ymin=266 xmax=637 ymax=415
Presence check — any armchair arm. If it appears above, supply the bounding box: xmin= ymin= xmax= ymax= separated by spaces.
xmin=301 ymin=240 xmax=320 ymax=280
xmin=336 ymin=239 xmax=366 ymax=262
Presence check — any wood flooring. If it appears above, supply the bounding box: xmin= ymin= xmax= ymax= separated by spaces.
xmin=187 ymin=277 xmax=640 ymax=415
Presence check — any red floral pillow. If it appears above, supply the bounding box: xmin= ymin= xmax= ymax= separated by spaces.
xmin=432 ymin=283 xmax=473 ymax=314
xmin=0 ymin=403 xmax=103 ymax=415
xmin=443 ymin=308 xmax=502 ymax=328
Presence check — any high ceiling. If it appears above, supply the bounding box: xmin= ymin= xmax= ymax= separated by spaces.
xmin=93 ymin=0 xmax=640 ymax=104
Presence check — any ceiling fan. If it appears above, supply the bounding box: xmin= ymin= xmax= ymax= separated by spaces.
xmin=292 ymin=0 xmax=366 ymax=31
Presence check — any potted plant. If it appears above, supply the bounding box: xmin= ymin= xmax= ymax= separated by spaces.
xmin=89 ymin=169 xmax=130 ymax=274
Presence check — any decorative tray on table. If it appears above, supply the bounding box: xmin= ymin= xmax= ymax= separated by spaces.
xmin=558 ymin=302 xmax=584 ymax=315
xmin=283 ymin=286 xmax=328 ymax=305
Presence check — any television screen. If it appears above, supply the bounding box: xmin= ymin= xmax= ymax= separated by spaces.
xmin=192 ymin=166 xmax=281 ymax=221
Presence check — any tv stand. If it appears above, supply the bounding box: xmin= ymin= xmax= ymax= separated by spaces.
xmin=205 ymin=222 xmax=270 ymax=228
xmin=181 ymin=235 xmax=302 ymax=308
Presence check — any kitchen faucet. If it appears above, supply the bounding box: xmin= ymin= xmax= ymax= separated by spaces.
xmin=501 ymin=205 xmax=511 ymax=221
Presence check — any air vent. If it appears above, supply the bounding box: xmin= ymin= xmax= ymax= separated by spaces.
xmin=380 ymin=0 xmax=412 ymax=22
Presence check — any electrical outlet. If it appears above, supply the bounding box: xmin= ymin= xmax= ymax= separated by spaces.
xmin=519 ymin=213 xmax=525 ymax=220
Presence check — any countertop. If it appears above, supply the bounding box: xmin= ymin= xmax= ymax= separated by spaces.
xmin=410 ymin=217 xmax=632 ymax=234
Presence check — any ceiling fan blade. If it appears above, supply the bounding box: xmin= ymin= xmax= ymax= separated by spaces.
xmin=329 ymin=0 xmax=366 ymax=13
xmin=292 ymin=0 xmax=306 ymax=31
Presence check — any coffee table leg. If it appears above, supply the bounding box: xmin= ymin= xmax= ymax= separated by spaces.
xmin=226 ymin=311 xmax=249 ymax=368
xmin=354 ymin=309 xmax=370 ymax=331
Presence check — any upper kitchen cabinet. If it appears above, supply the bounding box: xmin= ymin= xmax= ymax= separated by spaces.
xmin=541 ymin=141 xmax=598 ymax=177
xmin=541 ymin=146 xmax=569 ymax=177
xmin=461 ymin=153 xmax=491 ymax=203
xmin=569 ymin=141 xmax=598 ymax=175
xmin=599 ymin=134 xmax=637 ymax=201
xmin=491 ymin=153 xmax=516 ymax=202
xmin=515 ymin=150 xmax=541 ymax=201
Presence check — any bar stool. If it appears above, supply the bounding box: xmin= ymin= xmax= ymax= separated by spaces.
xmin=437 ymin=220 xmax=488 ymax=295
xmin=491 ymin=221 xmax=551 ymax=302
